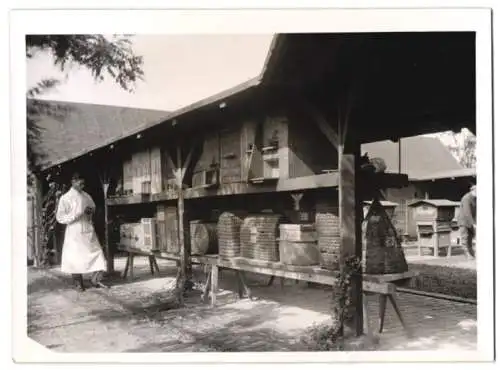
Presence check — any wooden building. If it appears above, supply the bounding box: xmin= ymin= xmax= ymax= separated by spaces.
xmin=29 ymin=32 xmax=476 ymax=338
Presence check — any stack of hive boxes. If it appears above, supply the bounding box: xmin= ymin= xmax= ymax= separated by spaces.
xmin=240 ymin=214 xmax=283 ymax=262
xmin=315 ymin=200 xmax=341 ymax=270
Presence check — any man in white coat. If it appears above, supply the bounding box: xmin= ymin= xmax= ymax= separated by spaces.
xmin=56 ymin=173 xmax=108 ymax=291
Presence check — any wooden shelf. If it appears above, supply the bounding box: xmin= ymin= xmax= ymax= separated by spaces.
xmin=250 ymin=177 xmax=279 ymax=184
xmin=107 ymin=191 xmax=178 ymax=206
xmin=106 ymin=172 xmax=408 ymax=205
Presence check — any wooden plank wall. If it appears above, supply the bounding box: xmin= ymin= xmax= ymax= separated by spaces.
xmin=219 ymin=127 xmax=243 ymax=184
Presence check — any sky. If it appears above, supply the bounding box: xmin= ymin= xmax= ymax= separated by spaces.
xmin=26 ymin=34 xmax=274 ymax=112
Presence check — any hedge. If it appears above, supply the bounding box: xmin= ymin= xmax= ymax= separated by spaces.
xmin=405 ymin=263 xmax=476 ymax=300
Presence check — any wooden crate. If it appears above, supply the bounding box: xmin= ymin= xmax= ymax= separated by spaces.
xmin=279 ymin=224 xmax=317 ymax=242
xmin=279 ymin=223 xmax=319 ymax=266
xmin=279 ymin=240 xmax=320 ymax=266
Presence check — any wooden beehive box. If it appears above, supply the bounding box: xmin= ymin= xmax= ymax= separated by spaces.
xmin=408 ymin=199 xmax=459 ymax=223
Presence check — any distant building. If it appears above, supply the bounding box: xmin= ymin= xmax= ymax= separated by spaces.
xmin=362 ymin=136 xmax=476 ymax=237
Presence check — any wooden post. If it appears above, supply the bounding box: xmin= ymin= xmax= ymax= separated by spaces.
xmin=338 ymin=110 xmax=364 ymax=338
xmin=103 ymin=183 xmax=114 ymax=274
xmin=175 ymin=146 xmax=187 ymax=301
xmin=175 ymin=143 xmax=195 ymax=297
xmin=99 ymin=175 xmax=114 ymax=274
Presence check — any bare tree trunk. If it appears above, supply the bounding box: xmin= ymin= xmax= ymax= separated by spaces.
xmin=32 ymin=175 xmax=43 ymax=268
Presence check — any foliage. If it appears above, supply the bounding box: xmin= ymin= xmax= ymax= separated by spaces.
xmin=299 ymin=256 xmax=365 ymax=351
xmin=26 ymin=34 xmax=144 ymax=175
xmin=444 ymin=129 xmax=477 ymax=168
xmin=26 ymin=35 xmax=144 ymax=92
xmin=38 ymin=176 xmax=67 ymax=267
xmin=406 ymin=262 xmax=477 ymax=300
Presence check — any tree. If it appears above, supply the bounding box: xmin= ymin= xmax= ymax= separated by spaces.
xmin=27 ymin=35 xmax=144 ymax=267
xmin=27 ymin=34 xmax=144 ymax=175
xmin=444 ymin=128 xmax=477 ymax=168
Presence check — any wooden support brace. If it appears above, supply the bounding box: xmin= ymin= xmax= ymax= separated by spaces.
xmin=389 ymin=294 xmax=413 ymax=338
xmin=378 ymin=295 xmax=388 ymax=333
xmin=154 ymin=258 xmax=160 ymax=274
xmin=202 ymin=270 xmax=212 ymax=303
xmin=148 ymin=256 xmax=155 ymax=276
xmin=363 ymin=293 xmax=379 ymax=344
xmin=238 ymin=271 xmax=252 ymax=299
xmin=129 ymin=254 xmax=135 ymax=279
xmin=267 ymin=276 xmax=275 ymax=286
xmin=302 ymin=100 xmax=340 ymax=149
xmin=122 ymin=254 xmax=131 ymax=279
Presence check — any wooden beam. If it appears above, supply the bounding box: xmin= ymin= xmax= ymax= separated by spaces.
xmin=180 ymin=145 xmax=195 ymax=182
xmin=311 ymin=107 xmax=340 ymax=149
xmin=164 ymin=149 xmax=177 ymax=180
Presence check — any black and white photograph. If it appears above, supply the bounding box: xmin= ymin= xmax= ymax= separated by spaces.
xmin=8 ymin=5 xmax=495 ymax=365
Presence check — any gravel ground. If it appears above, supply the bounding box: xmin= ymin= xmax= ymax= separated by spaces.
xmin=27 ymin=257 xmax=477 ymax=353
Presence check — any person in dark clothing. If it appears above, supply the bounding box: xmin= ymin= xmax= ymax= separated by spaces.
xmin=458 ymin=185 xmax=476 ymax=258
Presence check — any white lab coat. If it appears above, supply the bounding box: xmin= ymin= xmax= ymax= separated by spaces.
xmin=56 ymin=187 xmax=106 ymax=274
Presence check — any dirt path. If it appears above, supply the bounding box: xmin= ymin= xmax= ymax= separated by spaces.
xmin=27 ymin=258 xmax=477 ymax=352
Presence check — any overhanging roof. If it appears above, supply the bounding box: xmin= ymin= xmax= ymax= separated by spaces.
xmin=260 ymin=33 xmax=476 ymax=142
xmin=37 ymin=32 xmax=477 ymax=171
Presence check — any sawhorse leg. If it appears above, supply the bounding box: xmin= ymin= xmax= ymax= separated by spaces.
xmin=378 ymin=293 xmax=413 ymax=338
xmin=122 ymin=253 xmax=135 ymax=280
xmin=363 ymin=293 xmax=379 ymax=345
xmin=201 ymin=267 xmax=211 ymax=303
xmin=389 ymin=294 xmax=413 ymax=338
xmin=266 ymin=275 xmax=287 ymax=290
xmin=148 ymin=255 xmax=160 ymax=276
xmin=237 ymin=271 xmax=252 ymax=299
xmin=378 ymin=294 xmax=387 ymax=333
xmin=210 ymin=264 xmax=219 ymax=307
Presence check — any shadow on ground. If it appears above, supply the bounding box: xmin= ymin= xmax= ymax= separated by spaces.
xmin=124 ymin=303 xmax=306 ymax=352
